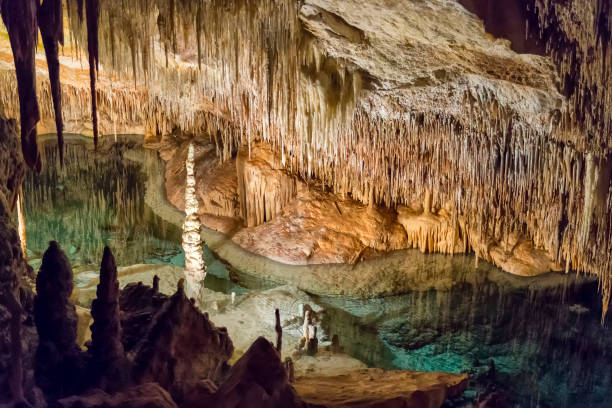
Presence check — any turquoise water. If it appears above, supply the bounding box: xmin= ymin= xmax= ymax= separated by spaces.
xmin=317 ymin=269 xmax=612 ymax=408
xmin=22 ymin=135 xmax=245 ymax=295
xmin=24 ymin=136 xmax=612 ymax=407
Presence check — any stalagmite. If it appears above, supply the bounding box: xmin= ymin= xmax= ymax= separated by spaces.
xmin=182 ymin=143 xmax=206 ymax=300
xmin=275 ymin=308 xmax=282 ymax=352
xmin=88 ymin=246 xmax=128 ymax=392
xmin=34 ymin=241 xmax=83 ymax=398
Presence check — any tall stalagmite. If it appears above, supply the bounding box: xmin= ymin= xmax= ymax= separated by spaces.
xmin=182 ymin=143 xmax=206 ymax=300
xmin=88 ymin=246 xmax=129 ymax=392
xmin=34 ymin=241 xmax=83 ymax=399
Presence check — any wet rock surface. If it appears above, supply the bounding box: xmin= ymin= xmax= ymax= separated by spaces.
xmin=0 ymin=116 xmax=42 ymax=406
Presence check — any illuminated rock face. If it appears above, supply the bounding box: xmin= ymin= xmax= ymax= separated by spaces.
xmin=182 ymin=143 xmax=206 ymax=300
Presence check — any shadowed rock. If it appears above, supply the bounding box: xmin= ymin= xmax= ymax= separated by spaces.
xmin=88 ymin=247 xmax=129 ymax=392
xmin=125 ymin=280 xmax=234 ymax=401
xmin=34 ymin=241 xmax=84 ymax=398
xmin=210 ymin=337 xmax=307 ymax=408
xmin=0 ymin=116 xmax=41 ymax=407
xmin=56 ymin=382 xmax=178 ymax=408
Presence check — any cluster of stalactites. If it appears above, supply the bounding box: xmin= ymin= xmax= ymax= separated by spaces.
xmin=533 ymin=0 xmax=611 ymax=151
xmin=19 ymin=0 xmax=612 ymax=317
xmin=0 ymin=0 xmax=64 ymax=170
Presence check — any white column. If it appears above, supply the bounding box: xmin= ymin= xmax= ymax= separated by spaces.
xmin=182 ymin=143 xmax=206 ymax=299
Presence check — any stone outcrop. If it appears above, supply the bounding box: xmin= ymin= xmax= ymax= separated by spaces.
xmin=56 ymin=382 xmax=178 ymax=408
xmin=210 ymin=337 xmax=307 ymax=408
xmin=126 ymin=282 xmax=234 ymax=400
xmin=0 ymin=117 xmax=42 ymax=406
xmin=293 ymin=368 xmax=468 ymax=408
xmin=87 ymin=247 xmax=129 ymax=392
xmin=34 ymin=241 xmax=84 ymax=399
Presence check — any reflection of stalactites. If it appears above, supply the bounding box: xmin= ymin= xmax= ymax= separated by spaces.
xmin=0 ymin=0 xmax=41 ymax=171
xmin=39 ymin=0 xmax=65 ymax=166
xmin=17 ymin=187 xmax=27 ymax=260
xmin=85 ymin=0 xmax=100 ymax=150
xmin=182 ymin=143 xmax=206 ymax=300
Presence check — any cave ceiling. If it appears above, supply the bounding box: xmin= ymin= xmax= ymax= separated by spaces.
xmin=0 ymin=0 xmax=610 ymax=316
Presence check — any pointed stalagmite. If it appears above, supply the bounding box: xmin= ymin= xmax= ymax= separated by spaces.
xmin=88 ymin=246 xmax=128 ymax=392
xmin=34 ymin=241 xmax=83 ymax=398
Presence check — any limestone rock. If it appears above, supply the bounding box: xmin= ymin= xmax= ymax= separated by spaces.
xmin=236 ymin=143 xmax=297 ymax=228
xmin=56 ymin=382 xmax=178 ymax=408
xmin=211 ymin=337 xmax=307 ymax=408
xmin=293 ymin=368 xmax=468 ymax=408
xmin=88 ymin=247 xmax=129 ymax=392
xmin=0 ymin=117 xmax=42 ymax=406
xmin=128 ymin=283 xmax=234 ymax=398
xmin=162 ymin=135 xmax=240 ymax=228
xmin=34 ymin=241 xmax=84 ymax=399
xmin=233 ymin=183 xmax=407 ymax=265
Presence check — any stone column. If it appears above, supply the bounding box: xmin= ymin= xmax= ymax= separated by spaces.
xmin=182 ymin=143 xmax=206 ymax=300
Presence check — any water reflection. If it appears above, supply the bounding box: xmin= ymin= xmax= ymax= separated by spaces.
xmin=318 ymin=265 xmax=611 ymax=407
xmin=22 ymin=135 xmax=245 ymax=295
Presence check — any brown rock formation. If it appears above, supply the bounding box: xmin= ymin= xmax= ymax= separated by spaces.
xmin=128 ymin=282 xmax=234 ymax=399
xmin=293 ymin=368 xmax=468 ymax=408
xmin=0 ymin=117 xmax=42 ymax=406
xmin=56 ymin=382 xmax=178 ymax=408
xmin=232 ymin=180 xmax=407 ymax=264
xmin=34 ymin=241 xmax=84 ymax=399
xmin=211 ymin=337 xmax=307 ymax=408
xmin=87 ymin=247 xmax=128 ymax=392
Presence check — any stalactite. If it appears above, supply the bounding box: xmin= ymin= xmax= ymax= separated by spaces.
xmin=85 ymin=0 xmax=100 ymax=149
xmin=38 ymin=0 xmax=65 ymax=166
xmin=0 ymin=0 xmax=41 ymax=171
xmin=182 ymin=143 xmax=206 ymax=299
xmin=1 ymin=0 xmax=608 ymax=317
